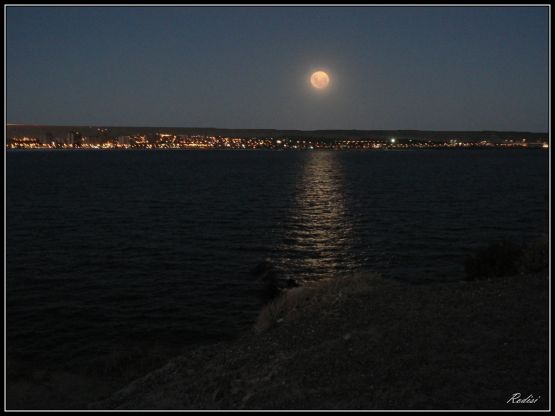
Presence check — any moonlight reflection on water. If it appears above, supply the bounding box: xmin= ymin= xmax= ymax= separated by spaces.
xmin=275 ymin=151 xmax=356 ymax=283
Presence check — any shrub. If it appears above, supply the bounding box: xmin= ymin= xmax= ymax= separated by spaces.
xmin=464 ymin=240 xmax=523 ymax=281
xmin=519 ymin=237 xmax=549 ymax=273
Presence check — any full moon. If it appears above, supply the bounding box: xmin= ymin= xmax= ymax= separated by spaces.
xmin=310 ymin=71 xmax=330 ymax=89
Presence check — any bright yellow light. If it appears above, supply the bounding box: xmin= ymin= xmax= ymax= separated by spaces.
xmin=310 ymin=71 xmax=330 ymax=89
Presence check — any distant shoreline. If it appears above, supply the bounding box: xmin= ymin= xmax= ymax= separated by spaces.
xmin=6 ymin=124 xmax=548 ymax=142
xmin=7 ymin=124 xmax=548 ymax=150
xmin=6 ymin=124 xmax=549 ymax=135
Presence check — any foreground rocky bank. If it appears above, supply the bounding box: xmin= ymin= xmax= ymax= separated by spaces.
xmin=91 ymin=272 xmax=549 ymax=410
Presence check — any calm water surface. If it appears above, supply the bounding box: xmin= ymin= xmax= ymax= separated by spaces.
xmin=7 ymin=149 xmax=549 ymax=370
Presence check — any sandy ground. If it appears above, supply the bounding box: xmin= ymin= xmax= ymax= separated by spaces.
xmin=88 ymin=272 xmax=549 ymax=410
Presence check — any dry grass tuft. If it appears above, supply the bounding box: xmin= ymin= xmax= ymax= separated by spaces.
xmin=253 ymin=287 xmax=308 ymax=333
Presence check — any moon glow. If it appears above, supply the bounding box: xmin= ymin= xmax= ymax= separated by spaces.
xmin=310 ymin=71 xmax=330 ymax=89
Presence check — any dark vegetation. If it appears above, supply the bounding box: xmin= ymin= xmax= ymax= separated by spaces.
xmin=464 ymin=237 xmax=549 ymax=281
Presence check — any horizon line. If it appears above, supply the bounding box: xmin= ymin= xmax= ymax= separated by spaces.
xmin=5 ymin=124 xmax=549 ymax=135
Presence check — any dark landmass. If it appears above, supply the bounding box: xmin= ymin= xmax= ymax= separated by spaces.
xmin=6 ymin=124 xmax=549 ymax=143
xmin=83 ymin=272 xmax=549 ymax=410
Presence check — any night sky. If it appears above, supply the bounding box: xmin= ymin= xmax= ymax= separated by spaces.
xmin=6 ymin=6 xmax=549 ymax=131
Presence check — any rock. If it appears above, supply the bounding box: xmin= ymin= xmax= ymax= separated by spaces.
xmin=286 ymin=278 xmax=299 ymax=288
xmin=250 ymin=261 xmax=274 ymax=277
xmin=252 ymin=261 xmax=300 ymax=301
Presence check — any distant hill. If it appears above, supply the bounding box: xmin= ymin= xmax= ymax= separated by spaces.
xmin=5 ymin=124 xmax=549 ymax=143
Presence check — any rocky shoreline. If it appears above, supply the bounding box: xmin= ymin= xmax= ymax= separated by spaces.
xmin=90 ymin=272 xmax=549 ymax=410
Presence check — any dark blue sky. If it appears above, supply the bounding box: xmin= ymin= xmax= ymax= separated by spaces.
xmin=6 ymin=6 xmax=549 ymax=131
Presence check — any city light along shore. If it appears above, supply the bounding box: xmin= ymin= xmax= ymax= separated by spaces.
xmin=5 ymin=127 xmax=550 ymax=150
